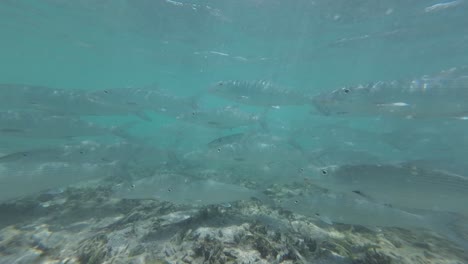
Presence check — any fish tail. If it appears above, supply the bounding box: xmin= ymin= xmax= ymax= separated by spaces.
xmin=189 ymin=94 xmax=201 ymax=110
xmin=134 ymin=111 xmax=152 ymax=121
xmin=427 ymin=212 xmax=468 ymax=254
xmin=110 ymin=122 xmax=140 ymax=142
xmin=257 ymin=107 xmax=270 ymax=132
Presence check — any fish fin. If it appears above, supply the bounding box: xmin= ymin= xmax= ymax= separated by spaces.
xmin=351 ymin=190 xmax=372 ymax=199
xmin=317 ymin=215 xmax=333 ymax=225
xmin=224 ymin=104 xmax=239 ymax=110
xmin=134 ymin=111 xmax=152 ymax=121
xmin=237 ymin=95 xmax=249 ymax=101
xmin=426 ymin=212 xmax=468 ymax=252
xmin=141 ymin=82 xmax=160 ymax=90
xmin=257 ymin=108 xmax=270 ymax=132
xmin=110 ymin=122 xmax=140 ymax=141
xmin=350 ymin=190 xmax=384 ymax=204
xmin=0 ymin=152 xmax=27 ymax=162
xmin=254 ymin=191 xmax=275 ymax=207
xmin=189 ymin=94 xmax=201 ymax=110
xmin=287 ymin=138 xmax=305 ymax=154
xmin=165 ymin=150 xmax=181 ymax=168
xmin=220 ymin=202 xmax=232 ymax=208
xmin=0 ymin=128 xmax=25 ymax=133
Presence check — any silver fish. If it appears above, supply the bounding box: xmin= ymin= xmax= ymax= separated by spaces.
xmin=0 ymin=84 xmax=151 ymax=120
xmin=0 ymin=162 xmax=120 ymax=202
xmin=283 ymin=187 xmax=430 ymax=229
xmin=185 ymin=133 xmax=305 ymax=167
xmin=207 ymin=133 xmax=246 ymax=148
xmin=114 ymin=174 xmax=265 ymax=206
xmin=0 ymin=84 xmax=81 ymax=111
xmin=0 ymin=111 xmax=131 ymax=139
xmin=176 ymin=105 xmax=265 ymax=129
xmin=182 ymin=133 xmax=309 ymax=185
xmin=425 ymin=0 xmax=462 ymax=13
xmin=209 ymin=80 xmax=313 ymax=106
xmin=0 ymin=141 xmax=163 ymax=165
xmin=88 ymin=87 xmax=198 ymax=118
xmin=312 ymin=67 xmax=468 ymax=118
xmin=281 ymin=187 xmax=468 ymax=250
xmin=310 ymin=163 xmax=468 ymax=216
xmin=381 ymin=120 xmax=468 ymax=155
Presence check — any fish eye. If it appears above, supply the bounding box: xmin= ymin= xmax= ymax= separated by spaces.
xmin=321 ymin=169 xmax=328 ymax=175
xmin=294 ymin=200 xmax=299 ymax=204
xmin=217 ymin=82 xmax=224 ymax=86
xmin=342 ymin=88 xmax=350 ymax=94
xmin=103 ymin=90 xmax=109 ymax=94
xmin=130 ymin=184 xmax=135 ymax=188
xmin=167 ymin=188 xmax=172 ymax=192
xmin=217 ymin=148 xmax=221 ymax=152
xmin=299 ymin=168 xmax=304 ymax=173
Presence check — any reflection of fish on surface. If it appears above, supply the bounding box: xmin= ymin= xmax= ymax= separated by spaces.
xmin=312 ymin=67 xmax=468 ymax=118
xmin=114 ymin=175 xmax=266 ymax=206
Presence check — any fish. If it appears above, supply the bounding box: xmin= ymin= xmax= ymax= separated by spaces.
xmin=283 ymin=187 xmax=432 ymax=228
xmin=0 ymin=111 xmax=132 ymax=139
xmin=181 ymin=132 xmax=310 ymax=185
xmin=0 ymin=84 xmax=152 ymax=120
xmin=425 ymin=0 xmax=462 ymax=13
xmin=176 ymin=105 xmax=266 ymax=129
xmin=0 ymin=141 xmax=165 ymax=166
xmin=375 ymin=119 xmax=468 ymax=174
xmin=0 ymin=84 xmax=103 ymax=113
xmin=209 ymin=80 xmax=313 ymax=106
xmin=309 ymin=163 xmax=468 ymax=216
xmin=289 ymin=123 xmax=397 ymax=165
xmin=0 ymin=84 xmax=80 ymax=111
xmin=207 ymin=133 xmax=246 ymax=148
xmin=0 ymin=162 xmax=121 ymax=202
xmin=0 ymin=148 xmax=67 ymax=164
xmin=185 ymin=132 xmax=305 ymax=168
xmin=381 ymin=120 xmax=468 ymax=155
xmin=88 ymin=87 xmax=198 ymax=118
xmin=281 ymin=186 xmax=468 ymax=250
xmin=114 ymin=174 xmax=266 ymax=206
xmin=312 ymin=67 xmax=468 ymax=118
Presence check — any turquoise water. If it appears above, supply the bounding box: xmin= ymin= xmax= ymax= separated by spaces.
xmin=1 ymin=1 xmax=468 ymax=263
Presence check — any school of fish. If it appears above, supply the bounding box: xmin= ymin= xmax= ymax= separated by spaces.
xmin=1 ymin=66 xmax=468 ymax=250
